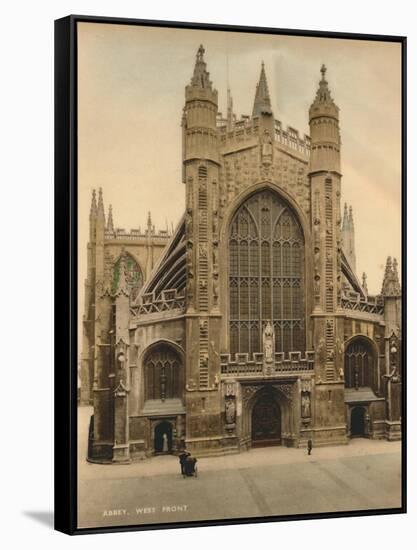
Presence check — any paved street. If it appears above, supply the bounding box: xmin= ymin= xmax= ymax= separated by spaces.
xmin=77 ymin=406 xmax=402 ymax=529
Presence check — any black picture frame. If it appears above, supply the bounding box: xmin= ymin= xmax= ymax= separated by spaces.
xmin=54 ymin=14 xmax=407 ymax=535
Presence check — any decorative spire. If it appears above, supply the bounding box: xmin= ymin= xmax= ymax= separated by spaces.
xmin=393 ymin=257 xmax=399 ymax=276
xmin=315 ymin=63 xmax=333 ymax=103
xmin=349 ymin=205 xmax=354 ymax=229
xmin=147 ymin=211 xmax=153 ymax=235
xmin=252 ymin=62 xmax=272 ymax=117
xmin=89 ymin=189 xmax=97 ymax=219
xmin=362 ymin=272 xmax=368 ymax=296
xmin=381 ymin=256 xmax=401 ymax=297
xmin=226 ymin=86 xmax=234 ymax=131
xmin=106 ymin=204 xmax=114 ymax=233
xmin=97 ymin=187 xmax=105 ymax=221
xmin=190 ymin=44 xmax=212 ymax=89
xmin=342 ymin=203 xmax=348 ymax=231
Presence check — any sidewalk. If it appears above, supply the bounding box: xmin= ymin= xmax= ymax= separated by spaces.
xmin=78 ymin=405 xmax=401 ymax=481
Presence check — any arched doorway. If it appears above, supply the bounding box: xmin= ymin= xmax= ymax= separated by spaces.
xmin=154 ymin=421 xmax=173 ymax=453
xmin=351 ymin=407 xmax=366 ymax=437
xmin=251 ymin=392 xmax=281 ymax=447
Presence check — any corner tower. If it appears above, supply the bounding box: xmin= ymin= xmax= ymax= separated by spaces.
xmin=182 ymin=45 xmax=222 ymax=454
xmin=309 ymin=65 xmax=346 ymax=445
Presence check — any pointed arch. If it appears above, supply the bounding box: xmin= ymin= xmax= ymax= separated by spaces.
xmin=143 ymin=341 xmax=184 ymax=401
xmin=228 ymin=188 xmax=306 ymax=356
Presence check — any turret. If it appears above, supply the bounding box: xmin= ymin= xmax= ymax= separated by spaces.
xmin=381 ymin=256 xmax=402 ymax=425
xmin=183 ymin=44 xmax=219 ymax=167
xmin=381 ymin=255 xmax=401 ymax=348
xmin=182 ymin=45 xmax=222 ymax=449
xmin=381 ymin=256 xmax=401 ymax=298
xmin=309 ymin=65 xmax=343 ymax=387
xmin=112 ymin=248 xmax=131 ymax=464
xmin=309 ymin=65 xmax=341 ymax=175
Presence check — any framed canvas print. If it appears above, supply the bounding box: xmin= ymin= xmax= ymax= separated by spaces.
xmin=54 ymin=15 xmax=406 ymax=535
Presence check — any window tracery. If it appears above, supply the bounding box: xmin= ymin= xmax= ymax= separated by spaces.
xmin=229 ymin=190 xmax=305 ymax=355
xmin=344 ymin=339 xmax=375 ymax=389
xmin=144 ymin=344 xmax=183 ymax=401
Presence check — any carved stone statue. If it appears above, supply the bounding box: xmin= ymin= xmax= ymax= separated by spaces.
xmin=261 ymin=129 xmax=273 ymax=166
xmin=301 ymin=392 xmax=311 ymax=418
xmin=263 ymin=321 xmax=275 ymax=363
xmin=225 ymin=397 xmax=236 ymax=425
xmin=212 ymin=213 xmax=219 ymax=236
xmin=212 ymin=243 xmax=219 ymax=267
xmin=212 ymin=272 xmax=219 ymax=305
xmin=262 ymin=129 xmax=273 ymax=156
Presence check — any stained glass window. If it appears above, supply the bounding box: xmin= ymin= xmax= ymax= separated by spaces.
xmin=112 ymin=253 xmax=143 ymax=300
xmin=229 ymin=190 xmax=305 ymax=355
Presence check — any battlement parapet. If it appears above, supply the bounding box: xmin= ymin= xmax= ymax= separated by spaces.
xmin=220 ymin=350 xmax=315 ymax=378
xmin=217 ymin=116 xmax=310 ymax=159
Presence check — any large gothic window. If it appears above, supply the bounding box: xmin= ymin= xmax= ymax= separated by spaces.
xmin=344 ymin=339 xmax=375 ymax=390
xmin=229 ymin=190 xmax=305 ymax=356
xmin=144 ymin=344 xmax=183 ymax=401
xmin=111 ymin=253 xmax=143 ymax=301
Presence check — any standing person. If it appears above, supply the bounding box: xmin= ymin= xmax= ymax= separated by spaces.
xmin=307 ymin=439 xmax=313 ymax=456
xmin=179 ymin=451 xmax=190 ymax=476
xmin=184 ymin=455 xmax=198 ymax=477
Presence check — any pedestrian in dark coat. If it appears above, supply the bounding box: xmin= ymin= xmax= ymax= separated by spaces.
xmin=179 ymin=451 xmax=190 ymax=476
xmin=307 ymin=439 xmax=313 ymax=455
xmin=184 ymin=455 xmax=198 ymax=477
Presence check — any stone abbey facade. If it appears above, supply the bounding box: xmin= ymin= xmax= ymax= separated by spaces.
xmin=81 ymin=45 xmax=402 ymax=463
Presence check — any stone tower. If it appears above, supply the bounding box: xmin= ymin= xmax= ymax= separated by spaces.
xmin=182 ymin=45 xmax=222 ymax=454
xmin=381 ymin=256 xmax=402 ymax=439
xmin=309 ymin=65 xmax=346 ymax=445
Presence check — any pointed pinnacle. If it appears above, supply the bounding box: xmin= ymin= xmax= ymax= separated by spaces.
xmin=349 ymin=205 xmax=354 ymax=227
xmin=252 ymin=62 xmax=272 ymax=117
xmin=190 ymin=44 xmax=212 ymax=89
xmin=107 ymin=204 xmax=114 ymax=232
xmin=97 ymin=187 xmax=105 ymax=220
xmin=90 ymin=189 xmax=97 ymax=219
xmin=315 ymin=64 xmax=332 ymax=103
